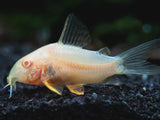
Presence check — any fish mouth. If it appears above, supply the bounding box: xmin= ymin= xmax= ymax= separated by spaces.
xmin=3 ymin=76 xmax=17 ymax=98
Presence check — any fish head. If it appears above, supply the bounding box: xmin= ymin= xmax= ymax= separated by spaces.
xmin=6 ymin=55 xmax=44 ymax=98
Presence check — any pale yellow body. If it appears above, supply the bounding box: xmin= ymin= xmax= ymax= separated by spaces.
xmin=43 ymin=43 xmax=119 ymax=85
xmin=8 ymin=42 xmax=120 ymax=96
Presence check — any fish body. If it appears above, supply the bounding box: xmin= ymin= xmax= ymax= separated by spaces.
xmin=45 ymin=43 xmax=118 ymax=84
xmin=5 ymin=14 xmax=160 ymax=98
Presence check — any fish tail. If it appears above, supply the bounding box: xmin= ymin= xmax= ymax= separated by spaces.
xmin=115 ymin=39 xmax=160 ymax=75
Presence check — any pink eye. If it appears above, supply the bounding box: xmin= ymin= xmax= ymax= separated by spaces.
xmin=22 ymin=60 xmax=32 ymax=68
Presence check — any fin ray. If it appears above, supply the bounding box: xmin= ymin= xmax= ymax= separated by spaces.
xmin=104 ymin=76 xmax=122 ymax=86
xmin=117 ymin=39 xmax=160 ymax=75
xmin=98 ymin=47 xmax=111 ymax=55
xmin=67 ymin=84 xmax=84 ymax=95
xmin=43 ymin=79 xmax=63 ymax=95
xmin=58 ymin=13 xmax=91 ymax=47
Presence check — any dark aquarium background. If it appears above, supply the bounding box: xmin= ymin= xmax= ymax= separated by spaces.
xmin=0 ymin=0 xmax=160 ymax=120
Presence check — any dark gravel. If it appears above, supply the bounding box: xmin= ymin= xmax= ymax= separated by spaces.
xmin=0 ymin=43 xmax=160 ymax=120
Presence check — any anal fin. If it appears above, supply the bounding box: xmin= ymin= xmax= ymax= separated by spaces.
xmin=67 ymin=84 xmax=84 ymax=95
xmin=104 ymin=76 xmax=122 ymax=86
xmin=43 ymin=79 xmax=63 ymax=95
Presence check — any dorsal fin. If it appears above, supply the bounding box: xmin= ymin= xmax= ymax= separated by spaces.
xmin=98 ymin=47 xmax=111 ymax=55
xmin=58 ymin=13 xmax=91 ymax=47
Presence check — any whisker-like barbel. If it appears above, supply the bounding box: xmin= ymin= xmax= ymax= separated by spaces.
xmin=4 ymin=76 xmax=17 ymax=98
xmin=9 ymin=85 xmax=13 ymax=98
xmin=3 ymin=84 xmax=10 ymax=89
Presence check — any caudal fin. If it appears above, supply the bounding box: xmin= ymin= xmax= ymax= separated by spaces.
xmin=116 ymin=39 xmax=160 ymax=75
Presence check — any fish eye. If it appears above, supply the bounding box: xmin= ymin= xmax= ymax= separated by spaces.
xmin=22 ymin=60 xmax=32 ymax=68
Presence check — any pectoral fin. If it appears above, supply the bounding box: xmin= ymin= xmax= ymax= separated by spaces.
xmin=67 ymin=84 xmax=84 ymax=95
xmin=43 ymin=79 xmax=63 ymax=95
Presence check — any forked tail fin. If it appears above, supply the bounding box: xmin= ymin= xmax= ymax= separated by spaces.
xmin=116 ymin=39 xmax=160 ymax=75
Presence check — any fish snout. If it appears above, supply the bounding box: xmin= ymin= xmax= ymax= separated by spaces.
xmin=7 ymin=76 xmax=18 ymax=89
